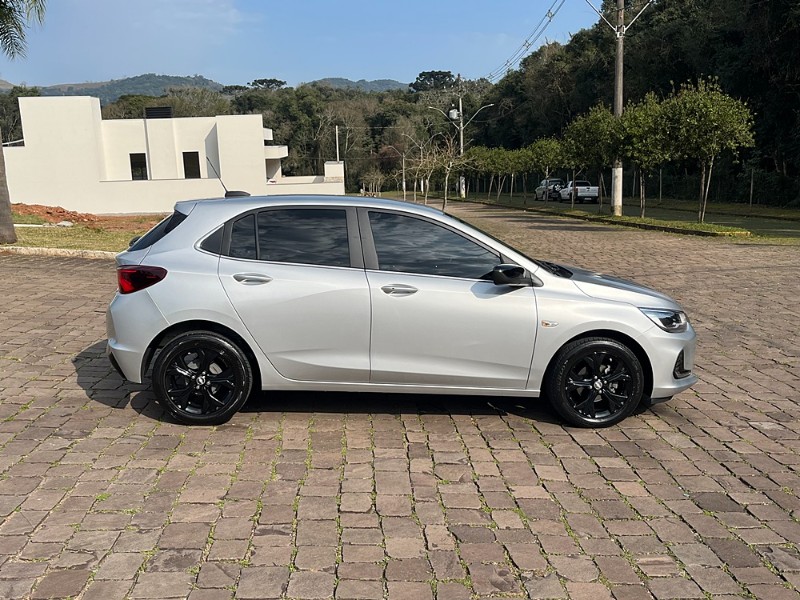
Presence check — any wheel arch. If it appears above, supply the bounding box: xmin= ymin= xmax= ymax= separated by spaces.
xmin=142 ymin=320 xmax=262 ymax=391
xmin=541 ymin=329 xmax=653 ymax=399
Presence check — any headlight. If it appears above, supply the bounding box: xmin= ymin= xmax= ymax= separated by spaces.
xmin=640 ymin=308 xmax=688 ymax=333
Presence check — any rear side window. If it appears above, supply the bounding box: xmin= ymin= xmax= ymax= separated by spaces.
xmin=226 ymin=208 xmax=350 ymax=267
xmin=128 ymin=210 xmax=187 ymax=252
xmin=257 ymin=209 xmax=349 ymax=267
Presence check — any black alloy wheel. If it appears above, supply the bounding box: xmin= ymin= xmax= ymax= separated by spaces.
xmin=152 ymin=331 xmax=253 ymax=425
xmin=546 ymin=337 xmax=644 ymax=427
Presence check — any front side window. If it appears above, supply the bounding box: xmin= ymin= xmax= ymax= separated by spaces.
xmin=368 ymin=211 xmax=499 ymax=279
xmin=257 ymin=209 xmax=349 ymax=267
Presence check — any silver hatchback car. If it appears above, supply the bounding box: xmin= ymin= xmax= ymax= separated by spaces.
xmin=106 ymin=195 xmax=697 ymax=428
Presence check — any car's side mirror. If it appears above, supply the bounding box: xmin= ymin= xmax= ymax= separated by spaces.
xmin=129 ymin=236 xmax=141 ymax=248
xmin=491 ymin=264 xmax=532 ymax=287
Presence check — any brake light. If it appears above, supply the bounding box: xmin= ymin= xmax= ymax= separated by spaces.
xmin=117 ymin=266 xmax=167 ymax=294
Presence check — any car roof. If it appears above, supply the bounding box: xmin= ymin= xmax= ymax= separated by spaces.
xmin=176 ymin=194 xmax=445 ymax=217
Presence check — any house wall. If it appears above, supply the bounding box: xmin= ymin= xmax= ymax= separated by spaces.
xmin=5 ymin=96 xmax=344 ymax=214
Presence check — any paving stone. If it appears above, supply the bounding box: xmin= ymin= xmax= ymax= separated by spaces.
xmin=335 ymin=579 xmax=384 ymax=599
xmin=286 ymin=571 xmax=336 ymax=599
xmin=468 ymin=563 xmax=522 ymax=595
xmin=236 ymin=566 xmax=289 ymax=599
xmin=386 ymin=581 xmax=433 ymax=600
xmin=31 ymin=569 xmax=91 ymax=599
xmin=524 ymin=572 xmax=567 ymax=599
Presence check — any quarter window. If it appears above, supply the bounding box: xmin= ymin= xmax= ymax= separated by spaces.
xmin=368 ymin=211 xmax=499 ymax=279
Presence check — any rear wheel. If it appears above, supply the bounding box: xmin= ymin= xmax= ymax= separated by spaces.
xmin=545 ymin=337 xmax=643 ymax=427
xmin=152 ymin=331 xmax=253 ymax=425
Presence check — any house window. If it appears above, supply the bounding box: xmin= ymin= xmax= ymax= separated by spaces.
xmin=183 ymin=152 xmax=201 ymax=179
xmin=130 ymin=153 xmax=148 ymax=180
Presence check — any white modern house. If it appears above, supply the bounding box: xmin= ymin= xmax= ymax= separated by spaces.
xmin=4 ymin=96 xmax=345 ymax=214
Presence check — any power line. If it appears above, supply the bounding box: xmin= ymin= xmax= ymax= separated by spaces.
xmin=485 ymin=0 xmax=567 ymax=83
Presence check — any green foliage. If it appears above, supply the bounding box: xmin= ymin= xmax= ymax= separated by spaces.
xmin=409 ymin=71 xmax=456 ymax=93
xmin=527 ymin=138 xmax=563 ymax=177
xmin=621 ymin=94 xmax=671 ymax=173
xmin=0 ymin=84 xmax=39 ymax=142
xmin=662 ymin=78 xmax=754 ymax=219
xmin=0 ymin=0 xmax=45 ymax=58
xmin=663 ymin=78 xmax=754 ymax=166
xmin=249 ymin=78 xmax=286 ymax=90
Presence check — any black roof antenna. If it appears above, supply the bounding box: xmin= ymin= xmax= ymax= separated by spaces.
xmin=206 ymin=157 xmax=250 ymax=198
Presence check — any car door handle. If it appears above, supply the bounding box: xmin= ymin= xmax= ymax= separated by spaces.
xmin=381 ymin=284 xmax=418 ymax=296
xmin=233 ymin=273 xmax=273 ymax=285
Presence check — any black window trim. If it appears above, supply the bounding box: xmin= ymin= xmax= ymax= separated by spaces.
xmin=221 ymin=205 xmax=364 ymax=269
xmin=357 ymin=207 xmax=509 ymax=281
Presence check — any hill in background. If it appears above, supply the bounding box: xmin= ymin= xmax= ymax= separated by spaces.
xmin=1 ymin=74 xmax=408 ymax=104
xmin=310 ymin=78 xmax=407 ymax=92
xmin=39 ymin=74 xmax=222 ymax=104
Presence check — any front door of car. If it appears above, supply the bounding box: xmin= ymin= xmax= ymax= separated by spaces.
xmin=361 ymin=209 xmax=537 ymax=389
xmin=218 ymin=207 xmax=370 ymax=383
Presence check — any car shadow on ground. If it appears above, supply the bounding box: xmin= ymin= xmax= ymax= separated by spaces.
xmin=74 ymin=340 xmax=568 ymax=427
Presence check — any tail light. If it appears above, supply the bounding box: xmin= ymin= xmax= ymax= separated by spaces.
xmin=117 ymin=266 xmax=167 ymax=294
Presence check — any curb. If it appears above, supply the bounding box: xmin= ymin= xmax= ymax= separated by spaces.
xmin=0 ymin=246 xmax=116 ymax=260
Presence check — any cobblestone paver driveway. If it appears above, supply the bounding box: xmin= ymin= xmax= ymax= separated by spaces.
xmin=1 ymin=203 xmax=799 ymax=600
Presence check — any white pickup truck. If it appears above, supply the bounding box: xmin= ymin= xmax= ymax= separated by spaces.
xmin=559 ymin=180 xmax=599 ymax=203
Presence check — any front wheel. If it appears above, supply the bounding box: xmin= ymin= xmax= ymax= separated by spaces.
xmin=152 ymin=331 xmax=253 ymax=425
xmin=545 ymin=337 xmax=644 ymax=427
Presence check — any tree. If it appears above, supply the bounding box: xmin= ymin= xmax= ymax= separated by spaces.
xmin=561 ymin=104 xmax=619 ymax=209
xmin=0 ymin=0 xmax=46 ymax=245
xmin=527 ymin=138 xmax=563 ymax=203
xmin=409 ymin=71 xmax=455 ymax=93
xmin=662 ymin=78 xmax=754 ymax=222
xmin=249 ymin=78 xmax=286 ymax=90
xmin=620 ymin=94 xmax=671 ymax=217
xmin=0 ymin=85 xmax=39 ymax=142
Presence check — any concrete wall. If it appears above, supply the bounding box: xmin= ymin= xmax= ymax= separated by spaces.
xmin=5 ymin=96 xmax=344 ymax=214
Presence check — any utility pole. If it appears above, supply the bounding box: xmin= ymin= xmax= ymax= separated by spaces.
xmin=612 ymin=0 xmax=624 ymax=217
xmin=585 ymin=0 xmax=654 ymax=217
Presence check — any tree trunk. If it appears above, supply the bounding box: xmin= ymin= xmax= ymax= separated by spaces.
xmin=698 ymin=162 xmax=707 ymax=222
xmin=510 ymin=173 xmax=515 ymax=204
xmin=639 ymin=168 xmax=646 ymax=218
xmin=522 ymin=175 xmax=527 ymax=206
xmin=570 ymin=167 xmax=576 ymax=209
xmin=496 ymin=176 xmax=505 ymax=202
xmin=443 ymin=169 xmax=450 ymax=212
xmin=599 ymin=170 xmax=605 ymax=214
xmin=700 ymin=157 xmax=714 ymax=223
xmin=487 ymin=174 xmax=494 ymax=200
xmin=0 ymin=136 xmax=17 ymax=245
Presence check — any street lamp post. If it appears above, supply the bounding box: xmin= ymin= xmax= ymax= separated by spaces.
xmin=428 ymin=98 xmax=494 ymax=198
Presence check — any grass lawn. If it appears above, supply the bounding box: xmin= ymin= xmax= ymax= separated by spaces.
xmin=7 ymin=193 xmax=800 ymax=253
xmin=12 ymin=225 xmax=144 ymax=252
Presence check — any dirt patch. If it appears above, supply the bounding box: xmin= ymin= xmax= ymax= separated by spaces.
xmin=13 ymin=203 xmax=164 ymax=232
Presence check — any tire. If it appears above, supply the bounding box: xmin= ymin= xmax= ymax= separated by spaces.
xmin=545 ymin=337 xmax=644 ymax=427
xmin=152 ymin=331 xmax=253 ymax=425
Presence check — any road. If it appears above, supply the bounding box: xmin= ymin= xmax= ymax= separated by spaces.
xmin=0 ymin=203 xmax=798 ymax=599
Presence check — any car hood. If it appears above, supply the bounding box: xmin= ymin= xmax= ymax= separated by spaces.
xmin=568 ymin=266 xmax=680 ymax=309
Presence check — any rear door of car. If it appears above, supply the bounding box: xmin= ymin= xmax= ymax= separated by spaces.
xmin=218 ymin=206 xmax=370 ymax=383
xmin=359 ymin=208 xmax=537 ymax=389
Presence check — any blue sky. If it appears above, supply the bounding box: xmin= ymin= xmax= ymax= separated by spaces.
xmin=0 ymin=0 xmax=600 ymax=87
